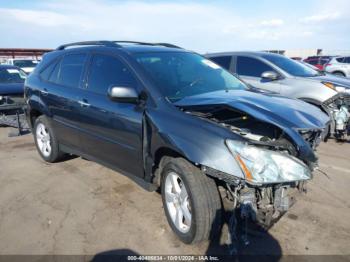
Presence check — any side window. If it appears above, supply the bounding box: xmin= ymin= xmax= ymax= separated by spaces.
xmin=209 ymin=56 xmax=232 ymax=70
xmin=344 ymin=57 xmax=350 ymax=64
xmin=336 ymin=57 xmax=345 ymax=63
xmin=307 ymin=59 xmax=318 ymax=65
xmin=236 ymin=56 xmax=275 ymax=77
xmin=57 ymin=53 xmax=87 ymax=88
xmin=87 ymin=54 xmax=137 ymax=95
xmin=40 ymin=60 xmax=58 ymax=81
xmin=49 ymin=60 xmax=61 ymax=83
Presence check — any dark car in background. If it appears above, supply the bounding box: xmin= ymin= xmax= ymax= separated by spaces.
xmin=303 ymin=56 xmax=333 ymax=71
xmin=25 ymin=41 xmax=329 ymax=244
xmin=0 ymin=65 xmax=26 ymax=114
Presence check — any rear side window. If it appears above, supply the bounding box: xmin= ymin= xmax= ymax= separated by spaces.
xmin=87 ymin=54 xmax=137 ymax=95
xmin=209 ymin=56 xmax=232 ymax=70
xmin=236 ymin=56 xmax=275 ymax=77
xmin=344 ymin=57 xmax=350 ymax=63
xmin=57 ymin=53 xmax=87 ymax=88
xmin=40 ymin=61 xmax=58 ymax=81
xmin=336 ymin=57 xmax=345 ymax=63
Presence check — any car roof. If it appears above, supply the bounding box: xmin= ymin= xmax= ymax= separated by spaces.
xmin=54 ymin=41 xmax=189 ymax=55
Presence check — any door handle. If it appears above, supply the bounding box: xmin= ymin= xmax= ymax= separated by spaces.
xmin=41 ymin=89 xmax=49 ymax=96
xmin=78 ymin=99 xmax=90 ymax=107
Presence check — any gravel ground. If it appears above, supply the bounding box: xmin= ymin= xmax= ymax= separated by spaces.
xmin=0 ymin=126 xmax=349 ymax=258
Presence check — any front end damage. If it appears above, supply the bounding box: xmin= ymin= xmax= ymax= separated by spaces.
xmin=179 ymin=103 xmax=322 ymax=249
xmin=323 ymin=92 xmax=350 ymax=139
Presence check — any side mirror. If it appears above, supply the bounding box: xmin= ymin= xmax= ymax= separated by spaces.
xmin=261 ymin=71 xmax=280 ymax=81
xmin=107 ymin=86 xmax=139 ymax=103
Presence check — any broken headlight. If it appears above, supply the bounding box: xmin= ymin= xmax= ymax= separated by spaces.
xmin=226 ymin=140 xmax=311 ymax=184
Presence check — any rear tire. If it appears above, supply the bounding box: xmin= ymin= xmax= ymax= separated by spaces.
xmin=33 ymin=115 xmax=64 ymax=163
xmin=161 ymin=157 xmax=222 ymax=244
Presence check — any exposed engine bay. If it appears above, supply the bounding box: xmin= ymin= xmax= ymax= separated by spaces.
xmin=182 ymin=104 xmax=316 ymax=239
xmin=323 ymin=93 xmax=350 ymax=139
xmin=182 ymin=104 xmax=323 ymax=159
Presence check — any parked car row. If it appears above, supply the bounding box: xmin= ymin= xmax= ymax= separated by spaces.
xmin=301 ymin=55 xmax=350 ymax=78
xmin=1 ymin=58 xmax=40 ymax=74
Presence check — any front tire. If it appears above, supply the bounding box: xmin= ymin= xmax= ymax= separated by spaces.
xmin=333 ymin=71 xmax=345 ymax=77
xmin=161 ymin=158 xmax=222 ymax=244
xmin=34 ymin=115 xmax=63 ymax=162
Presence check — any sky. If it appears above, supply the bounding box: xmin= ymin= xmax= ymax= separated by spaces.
xmin=0 ymin=0 xmax=349 ymax=53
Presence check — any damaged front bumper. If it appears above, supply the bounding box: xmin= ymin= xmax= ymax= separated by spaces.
xmin=204 ymin=165 xmax=308 ymax=228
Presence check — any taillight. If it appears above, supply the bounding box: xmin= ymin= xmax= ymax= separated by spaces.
xmin=325 ymin=63 xmax=331 ymax=67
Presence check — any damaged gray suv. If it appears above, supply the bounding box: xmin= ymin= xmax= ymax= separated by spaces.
xmin=25 ymin=41 xmax=329 ymax=244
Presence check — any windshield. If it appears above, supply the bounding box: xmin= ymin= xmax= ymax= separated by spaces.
xmin=0 ymin=68 xmax=27 ymax=84
xmin=13 ymin=60 xmax=38 ymax=68
xmin=134 ymin=52 xmax=247 ymax=102
xmin=262 ymin=54 xmax=320 ymax=77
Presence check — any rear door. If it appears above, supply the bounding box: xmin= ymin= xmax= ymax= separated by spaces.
xmin=233 ymin=55 xmax=282 ymax=93
xmin=39 ymin=52 xmax=88 ymax=149
xmin=78 ymin=52 xmax=144 ymax=177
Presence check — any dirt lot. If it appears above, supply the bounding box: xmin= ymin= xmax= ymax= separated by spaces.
xmin=0 ymin=126 xmax=349 ymax=257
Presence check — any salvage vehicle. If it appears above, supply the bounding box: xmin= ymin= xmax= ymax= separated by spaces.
xmin=25 ymin=41 xmax=329 ymax=244
xmin=206 ymin=52 xmax=350 ymax=139
xmin=3 ymin=58 xmax=39 ymax=74
xmin=0 ymin=65 xmax=26 ymax=113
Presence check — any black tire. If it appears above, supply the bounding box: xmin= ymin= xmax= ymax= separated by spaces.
xmin=33 ymin=115 xmax=64 ymax=163
xmin=161 ymin=157 xmax=222 ymax=244
xmin=333 ymin=71 xmax=345 ymax=77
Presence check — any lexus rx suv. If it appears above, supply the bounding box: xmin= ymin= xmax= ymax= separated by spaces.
xmin=206 ymin=52 xmax=350 ymax=139
xmin=25 ymin=41 xmax=329 ymax=244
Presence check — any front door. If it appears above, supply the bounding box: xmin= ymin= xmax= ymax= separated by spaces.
xmin=78 ymin=53 xmax=144 ymax=177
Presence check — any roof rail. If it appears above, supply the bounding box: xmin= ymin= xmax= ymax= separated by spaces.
xmin=56 ymin=41 xmax=122 ymax=50
xmin=153 ymin=43 xmax=183 ymax=49
xmin=113 ymin=41 xmax=183 ymax=49
xmin=56 ymin=40 xmax=183 ymax=51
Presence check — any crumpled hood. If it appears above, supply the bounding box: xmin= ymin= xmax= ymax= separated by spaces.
xmin=0 ymin=83 xmax=24 ymax=95
xmin=174 ymin=90 xmax=329 ymax=130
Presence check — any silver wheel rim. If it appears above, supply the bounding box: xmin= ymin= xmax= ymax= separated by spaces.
xmin=164 ymin=172 xmax=192 ymax=233
xmin=36 ymin=123 xmax=52 ymax=157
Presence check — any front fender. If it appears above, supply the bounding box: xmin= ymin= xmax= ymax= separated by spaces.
xmin=143 ymin=109 xmax=245 ymax=181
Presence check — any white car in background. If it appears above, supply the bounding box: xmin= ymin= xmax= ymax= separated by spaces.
xmin=325 ymin=56 xmax=350 ymax=78
xmin=2 ymin=58 xmax=39 ymax=74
